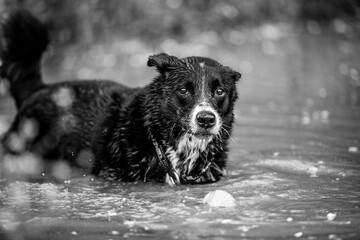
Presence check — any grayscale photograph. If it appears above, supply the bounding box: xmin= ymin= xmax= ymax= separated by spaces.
xmin=0 ymin=0 xmax=359 ymax=239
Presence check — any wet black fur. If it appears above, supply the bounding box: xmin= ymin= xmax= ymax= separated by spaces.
xmin=1 ymin=10 xmax=241 ymax=184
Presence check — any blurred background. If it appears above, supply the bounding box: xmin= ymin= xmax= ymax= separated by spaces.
xmin=0 ymin=0 xmax=359 ymax=153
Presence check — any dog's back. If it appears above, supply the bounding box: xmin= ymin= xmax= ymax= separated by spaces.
xmin=0 ymin=11 xmax=134 ymax=164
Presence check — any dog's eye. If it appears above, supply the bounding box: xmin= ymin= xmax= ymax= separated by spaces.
xmin=215 ymin=88 xmax=225 ymax=96
xmin=178 ymin=87 xmax=189 ymax=95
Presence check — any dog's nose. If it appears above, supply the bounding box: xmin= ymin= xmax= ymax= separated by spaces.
xmin=196 ymin=111 xmax=216 ymax=128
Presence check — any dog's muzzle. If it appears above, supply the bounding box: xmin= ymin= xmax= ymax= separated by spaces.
xmin=190 ymin=103 xmax=221 ymax=138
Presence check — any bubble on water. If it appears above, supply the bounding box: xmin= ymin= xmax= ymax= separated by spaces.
xmin=286 ymin=217 xmax=293 ymax=222
xmin=52 ymin=87 xmax=74 ymax=109
xmin=338 ymin=63 xmax=349 ymax=76
xmin=261 ymin=24 xmax=282 ymax=41
xmin=333 ymin=19 xmax=347 ymax=34
xmin=262 ymin=41 xmax=276 ymax=55
xmin=70 ymin=231 xmax=78 ymax=235
xmin=307 ymin=20 xmax=321 ymax=35
xmin=348 ymin=146 xmax=358 ymax=153
xmin=294 ymin=232 xmax=303 ymax=238
xmin=326 ymin=213 xmax=336 ymax=221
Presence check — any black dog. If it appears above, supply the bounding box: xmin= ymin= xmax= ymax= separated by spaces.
xmin=0 ymin=10 xmax=241 ymax=185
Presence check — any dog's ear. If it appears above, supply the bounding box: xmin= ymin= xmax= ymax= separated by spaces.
xmin=223 ymin=67 xmax=241 ymax=82
xmin=231 ymin=70 xmax=242 ymax=82
xmin=147 ymin=53 xmax=184 ymax=75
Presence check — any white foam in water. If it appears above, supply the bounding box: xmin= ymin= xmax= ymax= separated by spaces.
xmin=327 ymin=213 xmax=336 ymax=221
xmin=259 ymin=159 xmax=342 ymax=177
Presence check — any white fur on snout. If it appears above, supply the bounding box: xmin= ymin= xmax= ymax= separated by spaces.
xmin=190 ymin=102 xmax=222 ymax=136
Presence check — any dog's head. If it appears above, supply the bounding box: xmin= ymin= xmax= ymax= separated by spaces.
xmin=146 ymin=53 xmax=241 ymax=183
xmin=147 ymin=53 xmax=241 ymax=141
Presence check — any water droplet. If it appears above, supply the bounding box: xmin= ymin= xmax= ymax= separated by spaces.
xmin=70 ymin=231 xmax=78 ymax=235
xmin=286 ymin=217 xmax=293 ymax=222
xmin=294 ymin=232 xmax=303 ymax=238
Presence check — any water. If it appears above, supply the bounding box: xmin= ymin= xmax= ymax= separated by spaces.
xmin=1 ymin=23 xmax=360 ymax=239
